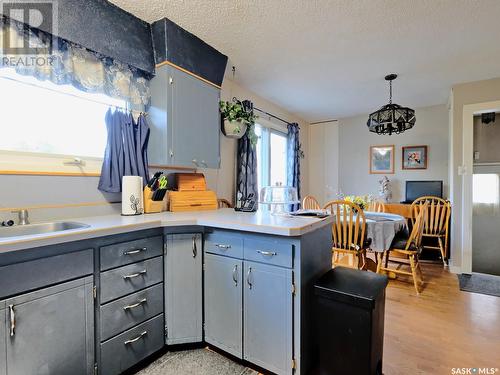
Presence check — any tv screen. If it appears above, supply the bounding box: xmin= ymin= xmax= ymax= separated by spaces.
xmin=405 ymin=181 xmax=443 ymax=203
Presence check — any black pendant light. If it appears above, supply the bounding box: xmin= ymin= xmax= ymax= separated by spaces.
xmin=367 ymin=74 xmax=416 ymax=135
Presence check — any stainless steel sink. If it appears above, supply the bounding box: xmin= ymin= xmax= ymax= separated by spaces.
xmin=0 ymin=222 xmax=90 ymax=238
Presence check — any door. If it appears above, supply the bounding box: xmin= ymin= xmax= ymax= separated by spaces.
xmin=171 ymin=67 xmax=220 ymax=169
xmin=204 ymin=254 xmax=243 ymax=358
xmin=0 ymin=303 xmax=5 ymax=375
xmin=165 ymin=233 xmax=203 ymax=344
xmin=5 ymin=277 xmax=94 ymax=375
xmin=243 ymin=261 xmax=293 ymax=375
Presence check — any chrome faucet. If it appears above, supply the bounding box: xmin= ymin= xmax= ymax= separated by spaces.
xmin=12 ymin=209 xmax=29 ymax=225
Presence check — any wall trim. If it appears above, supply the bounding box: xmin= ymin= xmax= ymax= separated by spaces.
xmin=155 ymin=60 xmax=222 ymax=89
xmin=0 ymin=200 xmax=119 ymax=212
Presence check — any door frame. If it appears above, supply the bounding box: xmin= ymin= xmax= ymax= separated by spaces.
xmin=461 ymin=100 xmax=500 ymax=274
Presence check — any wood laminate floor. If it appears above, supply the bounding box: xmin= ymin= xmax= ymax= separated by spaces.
xmin=383 ymin=263 xmax=500 ymax=375
xmin=138 ymin=263 xmax=499 ymax=375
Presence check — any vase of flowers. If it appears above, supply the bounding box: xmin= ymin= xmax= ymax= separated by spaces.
xmin=345 ymin=195 xmax=373 ymax=211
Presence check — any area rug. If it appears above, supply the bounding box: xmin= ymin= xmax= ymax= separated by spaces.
xmin=458 ymin=273 xmax=500 ymax=297
xmin=136 ymin=348 xmax=258 ymax=375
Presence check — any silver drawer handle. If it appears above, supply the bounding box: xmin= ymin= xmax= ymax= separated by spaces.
xmin=215 ymin=244 xmax=231 ymax=250
xmin=257 ymin=250 xmax=277 ymax=257
xmin=9 ymin=304 xmax=15 ymax=337
xmin=123 ymin=247 xmax=147 ymax=256
xmin=247 ymin=267 xmax=253 ymax=289
xmin=124 ymin=330 xmax=147 ymax=345
xmin=123 ymin=270 xmax=147 ymax=279
xmin=232 ymin=264 xmax=238 ymax=286
xmin=123 ymin=298 xmax=147 ymax=310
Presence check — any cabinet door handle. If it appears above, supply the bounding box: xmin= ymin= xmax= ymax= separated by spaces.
xmin=257 ymin=250 xmax=277 ymax=257
xmin=124 ymin=330 xmax=148 ymax=345
xmin=123 ymin=270 xmax=147 ymax=279
xmin=232 ymin=265 xmax=238 ymax=286
xmin=247 ymin=267 xmax=253 ymax=289
xmin=192 ymin=236 xmax=198 ymax=258
xmin=123 ymin=247 xmax=147 ymax=256
xmin=215 ymin=244 xmax=231 ymax=250
xmin=123 ymin=298 xmax=147 ymax=310
xmin=8 ymin=304 xmax=15 ymax=337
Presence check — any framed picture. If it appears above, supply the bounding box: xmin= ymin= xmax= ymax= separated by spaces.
xmin=402 ymin=145 xmax=428 ymax=170
xmin=370 ymin=145 xmax=395 ymax=174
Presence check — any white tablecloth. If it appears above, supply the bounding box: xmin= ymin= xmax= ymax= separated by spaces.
xmin=364 ymin=212 xmax=407 ymax=252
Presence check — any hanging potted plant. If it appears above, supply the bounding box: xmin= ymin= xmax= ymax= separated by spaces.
xmin=220 ymin=100 xmax=257 ymax=143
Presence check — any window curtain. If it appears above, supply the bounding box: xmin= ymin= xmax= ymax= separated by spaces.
xmin=236 ymin=132 xmax=258 ymax=211
xmin=98 ymin=109 xmax=150 ymax=193
xmin=287 ymin=123 xmax=301 ymax=211
xmin=0 ymin=16 xmax=150 ymax=106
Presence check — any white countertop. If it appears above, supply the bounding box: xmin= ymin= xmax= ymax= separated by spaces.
xmin=0 ymin=209 xmax=333 ymax=253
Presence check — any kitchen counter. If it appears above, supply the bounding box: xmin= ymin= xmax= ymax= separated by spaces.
xmin=0 ymin=208 xmax=333 ymax=253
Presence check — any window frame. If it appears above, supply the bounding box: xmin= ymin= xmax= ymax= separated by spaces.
xmin=255 ymin=118 xmax=289 ymax=195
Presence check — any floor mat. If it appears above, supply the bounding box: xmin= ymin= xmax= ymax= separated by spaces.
xmin=458 ymin=273 xmax=500 ymax=297
xmin=136 ymin=348 xmax=258 ymax=375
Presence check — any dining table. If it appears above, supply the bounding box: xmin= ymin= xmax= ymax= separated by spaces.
xmin=364 ymin=211 xmax=407 ymax=252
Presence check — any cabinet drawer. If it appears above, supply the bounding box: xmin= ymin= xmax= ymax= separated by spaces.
xmin=100 ymin=236 xmax=163 ymax=271
xmin=100 ymin=314 xmax=164 ymax=375
xmin=244 ymin=239 xmax=293 ymax=268
xmin=205 ymin=233 xmax=243 ymax=259
xmin=100 ymin=256 xmax=163 ymax=303
xmin=100 ymin=283 xmax=163 ymax=341
xmin=0 ymin=249 xmax=93 ymax=299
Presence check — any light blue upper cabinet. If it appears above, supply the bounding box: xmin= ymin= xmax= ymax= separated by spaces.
xmin=243 ymin=261 xmax=293 ymax=375
xmin=149 ymin=64 xmax=221 ymax=169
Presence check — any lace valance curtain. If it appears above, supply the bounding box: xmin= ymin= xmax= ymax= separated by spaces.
xmin=0 ymin=16 xmax=151 ymax=106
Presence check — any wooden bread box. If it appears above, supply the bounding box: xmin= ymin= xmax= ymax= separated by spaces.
xmin=169 ymin=173 xmax=217 ymax=212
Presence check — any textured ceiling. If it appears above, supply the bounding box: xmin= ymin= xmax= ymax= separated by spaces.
xmin=110 ymin=0 xmax=500 ymax=122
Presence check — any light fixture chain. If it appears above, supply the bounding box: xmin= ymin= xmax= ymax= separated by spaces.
xmin=389 ymin=80 xmax=392 ymax=104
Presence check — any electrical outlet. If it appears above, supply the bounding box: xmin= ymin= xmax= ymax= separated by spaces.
xmin=474 ymin=151 xmax=480 ymax=160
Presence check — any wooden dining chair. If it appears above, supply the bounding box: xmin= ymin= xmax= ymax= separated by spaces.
xmin=377 ymin=203 xmax=427 ymax=295
xmin=217 ymin=198 xmax=233 ymax=209
xmin=410 ymin=196 xmax=451 ymax=266
xmin=323 ymin=200 xmax=368 ymax=270
xmin=367 ymin=200 xmax=386 ymax=213
xmin=302 ymin=195 xmax=321 ymax=209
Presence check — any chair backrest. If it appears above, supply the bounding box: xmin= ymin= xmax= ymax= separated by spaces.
xmin=367 ymin=200 xmax=386 ymax=213
xmin=217 ymin=198 xmax=233 ymax=209
xmin=411 ymin=196 xmax=450 ymax=235
xmin=323 ymin=200 xmax=366 ymax=251
xmin=302 ymin=195 xmax=321 ymax=210
xmin=406 ymin=202 xmax=428 ymax=250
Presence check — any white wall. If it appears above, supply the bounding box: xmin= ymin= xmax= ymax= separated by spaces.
xmin=308 ymin=121 xmax=339 ymax=205
xmin=337 ymin=104 xmax=449 ymax=203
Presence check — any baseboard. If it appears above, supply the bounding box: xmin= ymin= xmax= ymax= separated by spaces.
xmin=448 ymin=264 xmax=462 ymax=274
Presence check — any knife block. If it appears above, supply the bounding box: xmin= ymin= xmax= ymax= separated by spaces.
xmin=144 ymin=186 xmax=165 ymax=214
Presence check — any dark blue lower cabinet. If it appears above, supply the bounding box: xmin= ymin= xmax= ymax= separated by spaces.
xmin=243 ymin=261 xmax=293 ymax=375
xmin=204 ymin=254 xmax=243 ymax=358
xmin=2 ymin=277 xmax=94 ymax=375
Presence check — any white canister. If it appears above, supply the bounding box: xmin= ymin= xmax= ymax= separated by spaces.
xmin=122 ymin=176 xmax=144 ymax=215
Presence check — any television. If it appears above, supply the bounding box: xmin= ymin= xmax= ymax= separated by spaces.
xmin=404 ymin=181 xmax=443 ymax=203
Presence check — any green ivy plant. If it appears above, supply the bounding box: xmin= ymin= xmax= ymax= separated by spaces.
xmin=220 ymin=100 xmax=258 ymax=146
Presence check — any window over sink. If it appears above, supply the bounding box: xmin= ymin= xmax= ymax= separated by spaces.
xmin=0 ymin=69 xmax=125 ymax=175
